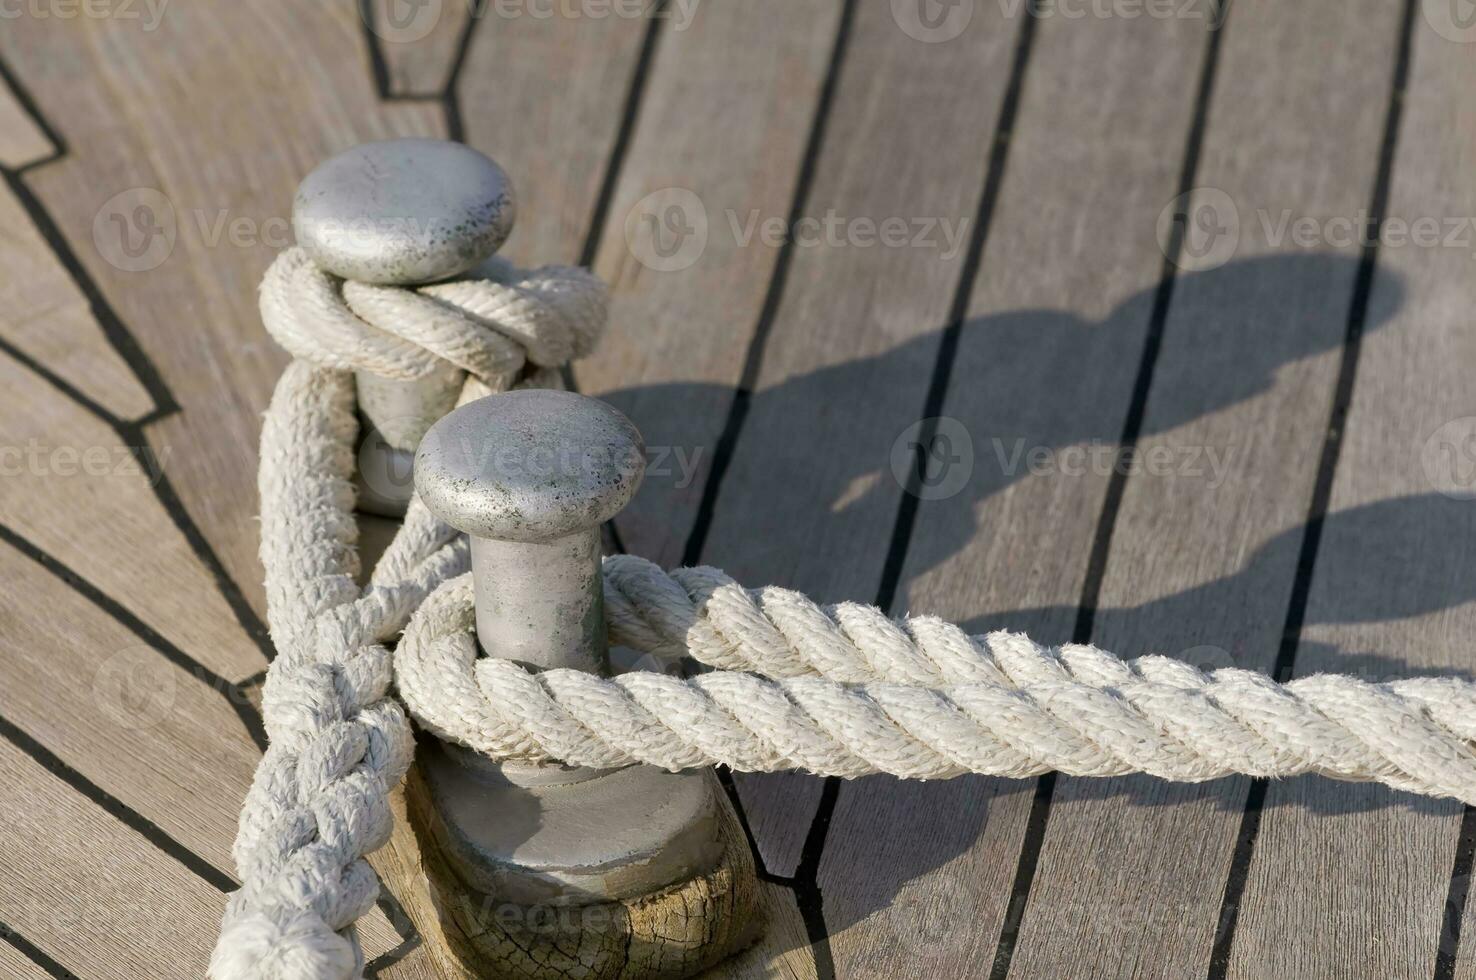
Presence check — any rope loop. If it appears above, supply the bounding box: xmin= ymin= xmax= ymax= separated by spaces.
xmin=215 ymin=242 xmax=1476 ymax=980
xmin=213 ymin=242 xmax=604 ymax=979
xmin=259 ymin=246 xmax=607 ymax=388
xmin=397 ymin=566 xmax=1476 ymax=802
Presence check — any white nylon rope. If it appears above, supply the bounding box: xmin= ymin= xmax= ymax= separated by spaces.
xmin=211 ymin=248 xmax=604 ymax=979
xmin=398 ymin=566 xmax=1476 ymax=798
xmin=214 ymin=245 xmax=1476 ymax=978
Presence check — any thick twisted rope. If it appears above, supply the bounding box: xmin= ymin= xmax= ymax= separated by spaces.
xmin=259 ymin=246 xmax=604 ymax=390
xmin=218 ymin=242 xmax=1476 ymax=979
xmin=396 ymin=561 xmax=1476 ymax=802
xmin=211 ymin=250 xmax=606 ymax=979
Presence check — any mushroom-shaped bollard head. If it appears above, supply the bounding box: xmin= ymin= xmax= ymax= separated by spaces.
xmin=415 ymin=389 xmax=645 ymax=544
xmin=293 ymin=138 xmax=515 ymax=285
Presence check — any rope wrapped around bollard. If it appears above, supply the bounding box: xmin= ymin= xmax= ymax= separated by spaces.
xmin=210 ymin=246 xmax=606 ymax=980
xmin=214 ymin=182 xmax=1476 ymax=979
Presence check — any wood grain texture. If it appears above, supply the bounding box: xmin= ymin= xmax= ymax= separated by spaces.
xmin=0 ymin=736 xmax=226 ymax=979
xmin=0 ymin=345 xmax=264 ymax=683
xmin=0 ymin=2 xmax=445 ymax=619
xmin=1004 ymin=1 xmax=1405 ymax=976
xmin=710 ymin=882 xmax=817 ymax=980
xmin=691 ymin=0 xmax=1020 ymax=879
xmin=1227 ymin=9 xmax=1474 ymax=978
xmin=369 ymin=763 xmax=761 ymax=979
xmin=818 ymin=11 xmax=1209 ymax=976
xmin=0 ymin=76 xmax=52 ymax=169
xmin=367 ymin=0 xmax=475 ymax=96
xmin=457 ymin=5 xmax=650 ymax=267
xmin=0 ymin=176 xmax=156 ymax=421
xmin=579 ymin=0 xmax=843 ymax=571
xmin=0 ymin=938 xmax=53 ymax=980
xmin=0 ymin=538 xmax=258 ymax=873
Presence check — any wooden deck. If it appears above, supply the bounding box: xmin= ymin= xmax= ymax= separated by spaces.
xmin=1 ymin=0 xmax=1473 ymax=976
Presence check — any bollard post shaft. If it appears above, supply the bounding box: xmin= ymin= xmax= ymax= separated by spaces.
xmin=470 ymin=533 xmax=607 ymax=675
xmin=396 ymin=388 xmax=762 ymax=977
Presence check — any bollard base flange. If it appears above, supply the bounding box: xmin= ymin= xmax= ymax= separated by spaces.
xmin=370 ymin=749 xmax=764 ymax=979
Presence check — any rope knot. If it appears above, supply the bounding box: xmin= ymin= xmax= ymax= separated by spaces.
xmin=259 ymin=246 xmax=607 ymax=389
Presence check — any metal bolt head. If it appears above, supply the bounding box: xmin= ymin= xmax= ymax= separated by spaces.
xmin=415 ymin=389 xmax=645 ymax=543
xmin=293 ymin=138 xmax=516 ymax=285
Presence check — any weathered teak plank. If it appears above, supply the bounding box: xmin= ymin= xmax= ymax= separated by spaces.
xmin=367 ymin=0 xmax=477 ymax=97
xmin=1004 ymin=0 xmax=1408 ymax=976
xmin=0 ymin=345 xmax=264 ymax=684
xmin=0 ymin=737 xmax=226 ymax=979
xmin=819 ymin=10 xmax=1210 ymax=976
xmin=1228 ymin=7 xmax=1471 ymax=978
xmin=0 ymin=2 xmax=444 ymax=621
xmin=579 ymin=0 xmax=844 ymax=572
xmin=0 ymin=78 xmax=157 ymax=422
xmin=710 ymin=883 xmax=817 ymax=980
xmin=0 ymin=536 xmax=258 ymax=873
xmin=0 ymin=937 xmax=52 ymax=980
xmin=457 ymin=6 xmax=653 ymax=267
xmin=687 ymin=0 xmax=1023 ymax=886
xmin=0 ymin=73 xmax=52 ymax=169
xmin=0 ymin=176 xmax=155 ymax=422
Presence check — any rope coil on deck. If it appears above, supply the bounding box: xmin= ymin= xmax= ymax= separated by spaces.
xmin=217 ymin=244 xmax=1476 ymax=979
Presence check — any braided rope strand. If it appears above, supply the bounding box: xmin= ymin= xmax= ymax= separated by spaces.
xmin=212 ymin=252 xmax=605 ymax=979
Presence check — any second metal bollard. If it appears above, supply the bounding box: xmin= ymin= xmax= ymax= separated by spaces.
xmin=380 ymin=389 xmax=761 ymax=978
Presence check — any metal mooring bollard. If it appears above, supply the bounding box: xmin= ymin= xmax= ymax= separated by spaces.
xmin=292 ymin=138 xmax=516 ymax=517
xmin=392 ymin=390 xmax=760 ymax=977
